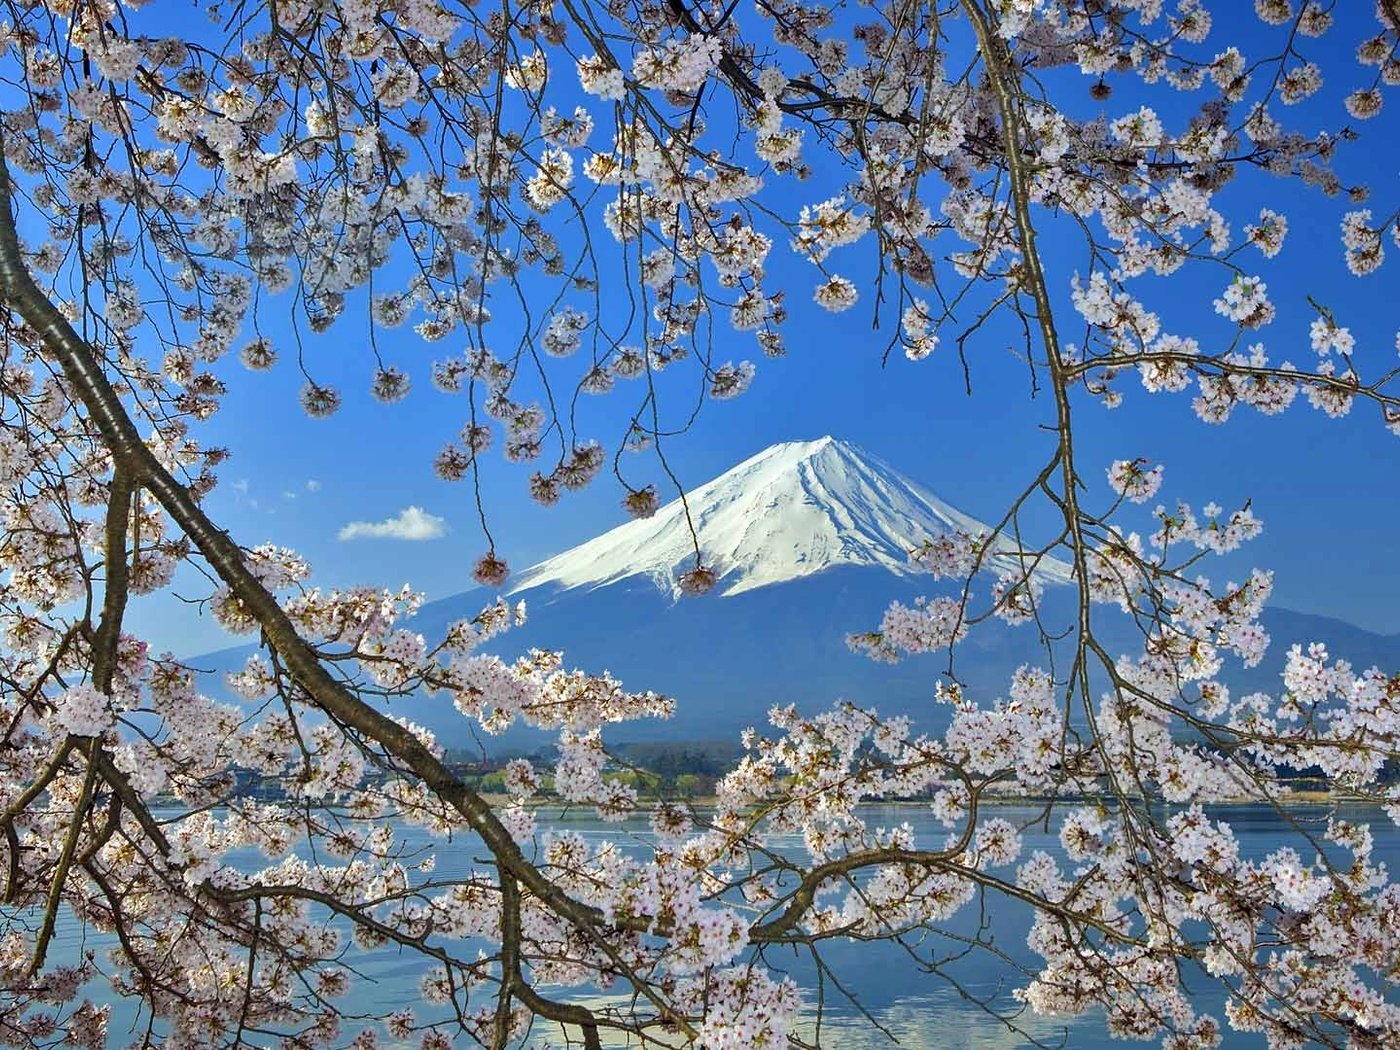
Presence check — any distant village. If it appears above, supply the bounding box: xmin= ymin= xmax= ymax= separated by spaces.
xmin=216 ymin=737 xmax=1393 ymax=806
xmin=224 ymin=740 xmax=742 ymax=804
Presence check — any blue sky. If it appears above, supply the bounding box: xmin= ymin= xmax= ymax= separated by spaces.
xmin=114 ymin=6 xmax=1400 ymax=655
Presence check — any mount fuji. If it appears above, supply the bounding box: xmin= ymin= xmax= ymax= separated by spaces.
xmin=509 ymin=436 xmax=1072 ymax=600
xmin=371 ymin=435 xmax=1067 ymax=740
xmin=193 ymin=438 xmax=1400 ymax=746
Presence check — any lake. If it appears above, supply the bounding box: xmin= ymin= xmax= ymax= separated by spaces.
xmin=41 ymin=800 xmax=1398 ymax=1048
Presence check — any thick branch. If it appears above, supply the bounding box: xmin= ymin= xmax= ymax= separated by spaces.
xmin=92 ymin=466 xmax=134 ymax=692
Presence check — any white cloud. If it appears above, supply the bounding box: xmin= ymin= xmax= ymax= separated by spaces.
xmin=306 ymin=479 xmax=322 ymax=493
xmin=338 ymin=506 xmax=448 ymax=542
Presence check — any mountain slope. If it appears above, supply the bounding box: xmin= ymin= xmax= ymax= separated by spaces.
xmin=387 ymin=577 xmax=1400 ymax=743
xmin=509 ymin=436 xmax=1072 ymax=599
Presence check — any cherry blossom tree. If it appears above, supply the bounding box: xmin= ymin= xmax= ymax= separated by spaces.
xmin=2 ymin=0 xmax=1400 ymax=1048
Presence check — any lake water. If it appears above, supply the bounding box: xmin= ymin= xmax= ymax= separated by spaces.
xmin=42 ymin=801 xmax=1399 ymax=1048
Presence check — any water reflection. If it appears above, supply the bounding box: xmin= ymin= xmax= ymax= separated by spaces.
xmin=794 ymin=994 xmax=1076 ymax=1050
xmin=40 ymin=802 xmax=1400 ymax=1048
xmin=516 ymin=988 xmax=1079 ymax=1049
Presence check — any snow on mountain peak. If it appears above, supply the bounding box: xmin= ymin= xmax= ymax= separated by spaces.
xmin=509 ymin=436 xmax=1072 ymax=598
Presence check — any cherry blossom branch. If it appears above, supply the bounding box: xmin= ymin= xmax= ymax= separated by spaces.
xmin=0 ymin=132 xmax=633 ymax=1002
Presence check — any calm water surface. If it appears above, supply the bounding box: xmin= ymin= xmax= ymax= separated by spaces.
xmin=46 ymin=802 xmax=1398 ymax=1048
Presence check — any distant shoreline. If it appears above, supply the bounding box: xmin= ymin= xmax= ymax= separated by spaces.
xmin=476 ymin=788 xmax=1357 ymax=811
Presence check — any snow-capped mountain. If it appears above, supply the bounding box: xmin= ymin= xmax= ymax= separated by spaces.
xmin=510 ymin=436 xmax=1072 ymax=599
xmin=192 ymin=438 xmax=1400 ymax=747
